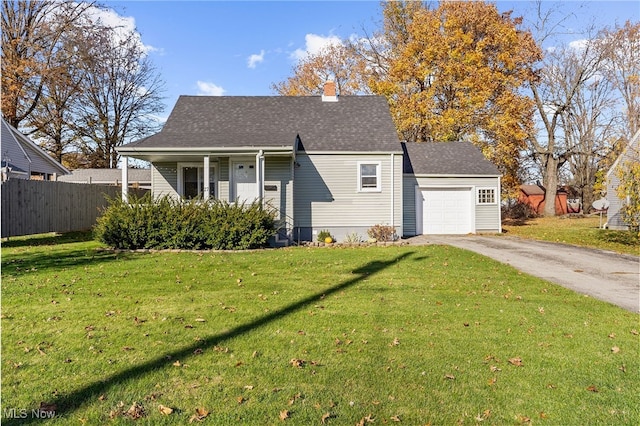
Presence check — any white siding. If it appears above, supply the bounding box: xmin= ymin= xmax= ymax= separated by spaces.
xmin=403 ymin=175 xmax=501 ymax=235
xmin=294 ymin=153 xmax=402 ymax=241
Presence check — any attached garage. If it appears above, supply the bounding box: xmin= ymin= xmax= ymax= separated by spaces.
xmin=402 ymin=142 xmax=502 ymax=236
xmin=417 ymin=187 xmax=473 ymax=234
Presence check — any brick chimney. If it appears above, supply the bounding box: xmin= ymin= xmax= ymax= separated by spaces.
xmin=322 ymin=80 xmax=338 ymax=102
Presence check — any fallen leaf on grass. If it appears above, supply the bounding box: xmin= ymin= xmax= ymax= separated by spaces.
xmin=586 ymin=385 xmax=599 ymax=392
xmin=508 ymin=357 xmax=523 ymax=366
xmin=357 ymin=414 xmax=375 ymax=425
xmin=517 ymin=414 xmax=531 ymax=424
xmin=391 ymin=414 xmax=401 ymax=422
xmin=289 ymin=358 xmax=305 ymax=368
xmin=279 ymin=409 xmax=290 ymax=421
xmin=611 ymin=346 xmax=620 ymax=353
xmin=321 ymin=412 xmax=332 ymax=424
xmin=288 ymin=392 xmax=302 ymax=405
xmin=125 ymin=402 xmax=145 ymax=419
xmin=158 ymin=404 xmax=173 ymax=415
xmin=390 ymin=337 xmax=400 ymax=346
xmin=444 ymin=374 xmax=455 ymax=380
xmin=237 ymin=396 xmax=245 ymax=404
xmin=189 ymin=407 xmax=209 ymax=423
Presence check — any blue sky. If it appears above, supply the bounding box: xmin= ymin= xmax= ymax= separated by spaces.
xmin=103 ymin=1 xmax=639 ymax=119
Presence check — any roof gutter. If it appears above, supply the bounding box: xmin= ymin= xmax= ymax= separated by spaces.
xmin=117 ymin=146 xmax=294 ymax=155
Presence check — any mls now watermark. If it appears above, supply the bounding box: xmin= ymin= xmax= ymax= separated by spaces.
xmin=3 ymin=408 xmax=57 ymax=419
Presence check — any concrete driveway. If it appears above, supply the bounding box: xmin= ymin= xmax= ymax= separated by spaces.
xmin=407 ymin=235 xmax=640 ymax=313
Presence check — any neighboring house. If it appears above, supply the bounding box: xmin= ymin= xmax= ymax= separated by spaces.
xmin=58 ymin=168 xmax=151 ymax=190
xmin=518 ymin=184 xmax=569 ymax=216
xmin=1 ymin=118 xmax=69 ymax=181
xmin=117 ymin=83 xmax=502 ymax=242
xmin=606 ymin=130 xmax=640 ymax=230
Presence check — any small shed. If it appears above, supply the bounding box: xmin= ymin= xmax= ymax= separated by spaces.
xmin=518 ymin=184 xmax=568 ymax=216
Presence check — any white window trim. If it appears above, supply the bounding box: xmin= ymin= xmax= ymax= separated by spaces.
xmin=357 ymin=161 xmax=382 ymax=192
xmin=476 ymin=187 xmax=497 ymax=205
xmin=177 ymin=162 xmax=217 ymax=198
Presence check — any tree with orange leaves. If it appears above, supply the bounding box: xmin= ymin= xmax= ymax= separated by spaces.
xmin=363 ymin=1 xmax=541 ymax=191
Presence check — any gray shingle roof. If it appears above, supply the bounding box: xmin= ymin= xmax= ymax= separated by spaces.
xmin=123 ymin=95 xmax=401 ymax=152
xmin=402 ymin=142 xmax=500 ymax=176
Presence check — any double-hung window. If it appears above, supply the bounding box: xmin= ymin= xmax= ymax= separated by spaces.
xmin=358 ymin=161 xmax=381 ymax=192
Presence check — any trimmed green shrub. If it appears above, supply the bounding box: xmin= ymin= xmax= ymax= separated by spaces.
xmin=94 ymin=194 xmax=277 ymax=250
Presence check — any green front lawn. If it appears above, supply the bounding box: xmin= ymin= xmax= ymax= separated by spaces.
xmin=502 ymin=216 xmax=640 ymax=256
xmin=2 ymin=234 xmax=638 ymax=425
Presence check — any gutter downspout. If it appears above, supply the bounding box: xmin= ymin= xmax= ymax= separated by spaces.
xmin=257 ymin=150 xmax=264 ymax=204
xmin=203 ymin=155 xmax=210 ymax=201
xmin=390 ymin=153 xmax=395 ymax=231
xmin=498 ymin=176 xmax=502 ymax=234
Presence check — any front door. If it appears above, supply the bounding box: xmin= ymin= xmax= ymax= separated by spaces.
xmin=233 ymin=161 xmax=257 ymax=203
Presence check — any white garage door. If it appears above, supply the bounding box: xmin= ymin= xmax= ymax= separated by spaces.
xmin=420 ymin=188 xmax=473 ymax=234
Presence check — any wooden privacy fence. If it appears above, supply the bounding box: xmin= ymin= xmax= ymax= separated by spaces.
xmin=1 ymin=179 xmax=126 ymax=238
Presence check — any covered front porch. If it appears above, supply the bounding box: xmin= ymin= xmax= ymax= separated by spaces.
xmin=117 ymin=147 xmax=296 ymax=243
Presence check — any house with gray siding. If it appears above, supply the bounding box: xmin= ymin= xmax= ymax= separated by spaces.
xmin=1 ymin=118 xmax=69 ymax=181
xmin=606 ymin=130 xmax=639 ymax=231
xmin=117 ymin=83 xmax=501 ymax=242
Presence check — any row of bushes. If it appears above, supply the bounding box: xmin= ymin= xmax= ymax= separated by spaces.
xmin=94 ymin=195 xmax=277 ymax=250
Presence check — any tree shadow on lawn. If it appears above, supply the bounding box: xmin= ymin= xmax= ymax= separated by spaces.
xmin=4 ymin=251 xmax=417 ymax=425
xmin=1 ymin=231 xmax=95 ymax=248
xmin=1 ymin=247 xmax=137 ymax=276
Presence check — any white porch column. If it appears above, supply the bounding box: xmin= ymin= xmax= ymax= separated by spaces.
xmin=203 ymin=155 xmax=210 ymax=201
xmin=121 ymin=157 xmax=129 ymax=202
xmin=256 ymin=150 xmax=264 ymax=201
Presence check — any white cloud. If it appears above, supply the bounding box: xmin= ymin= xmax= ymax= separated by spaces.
xmin=196 ymin=81 xmax=225 ymax=96
xmin=247 ymin=50 xmax=265 ymax=69
xmin=86 ymin=6 xmax=159 ymax=55
xmin=569 ymin=38 xmax=589 ymax=51
xmin=291 ymin=33 xmax=343 ymax=61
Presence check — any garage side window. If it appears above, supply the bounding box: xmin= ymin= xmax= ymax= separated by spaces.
xmin=357 ymin=162 xmax=381 ymax=192
xmin=477 ymin=188 xmax=496 ymax=204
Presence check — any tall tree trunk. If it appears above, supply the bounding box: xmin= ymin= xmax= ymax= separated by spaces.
xmin=542 ymin=154 xmax=560 ymax=217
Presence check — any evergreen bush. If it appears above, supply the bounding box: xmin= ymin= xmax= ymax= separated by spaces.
xmin=95 ymin=194 xmax=276 ymax=250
